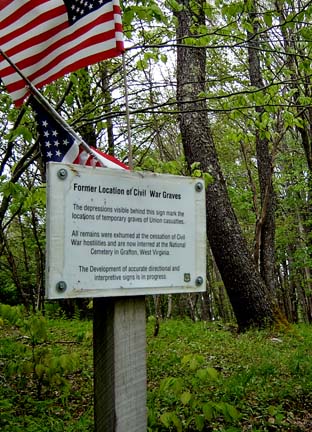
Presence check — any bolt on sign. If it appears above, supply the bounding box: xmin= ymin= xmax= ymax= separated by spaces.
xmin=46 ymin=163 xmax=206 ymax=298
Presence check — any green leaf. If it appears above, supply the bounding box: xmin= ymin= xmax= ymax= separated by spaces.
xmin=196 ymin=366 xmax=219 ymax=381
xmin=160 ymin=412 xmax=182 ymax=431
xmin=182 ymin=353 xmax=205 ymax=370
xmin=242 ymin=20 xmax=254 ymax=33
xmin=192 ymin=169 xmax=202 ymax=178
xmin=300 ymin=26 xmax=312 ymax=41
xmin=136 ymin=59 xmax=148 ymax=71
xmin=165 ymin=0 xmax=183 ymax=13
xmin=263 ymin=12 xmax=272 ymax=27
xmin=224 ymin=403 xmax=240 ymax=421
xmin=35 ymin=363 xmax=46 ymax=378
xmin=160 ymin=412 xmax=171 ymax=428
xmin=202 ymin=403 xmax=214 ymax=421
xmin=160 ymin=53 xmax=168 ymax=63
xmin=0 ymin=181 xmax=24 ymax=199
xmin=7 ymin=125 xmax=33 ymax=143
xmin=0 ymin=399 xmax=13 ymax=409
xmin=180 ymin=391 xmax=192 ymax=405
xmin=203 ymin=172 xmax=214 ymax=187
xmin=171 ymin=413 xmax=182 ymax=432
xmin=213 ymin=402 xmax=240 ymax=422
xmin=150 ymin=3 xmax=164 ymax=21
xmin=159 ymin=376 xmax=184 ymax=396
xmin=221 ymin=2 xmax=244 ymax=18
xmin=195 ymin=414 xmax=205 ymax=431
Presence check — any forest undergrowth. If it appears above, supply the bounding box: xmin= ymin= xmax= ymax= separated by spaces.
xmin=1 ymin=304 xmax=312 ymax=431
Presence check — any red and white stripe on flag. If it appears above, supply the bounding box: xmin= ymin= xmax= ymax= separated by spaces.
xmin=76 ymin=146 xmax=129 ymax=170
xmin=0 ymin=0 xmax=124 ymax=106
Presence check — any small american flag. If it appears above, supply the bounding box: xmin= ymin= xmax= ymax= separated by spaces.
xmin=32 ymin=98 xmax=128 ymax=170
xmin=0 ymin=0 xmax=124 ymax=106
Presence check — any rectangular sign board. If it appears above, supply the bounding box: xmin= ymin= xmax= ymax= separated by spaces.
xmin=46 ymin=163 xmax=206 ymax=298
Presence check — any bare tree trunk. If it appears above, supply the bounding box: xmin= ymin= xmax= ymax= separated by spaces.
xmin=200 ymin=290 xmax=212 ymax=321
xmin=176 ymin=0 xmax=277 ymax=330
xmin=99 ymin=63 xmax=115 ymax=155
xmin=76 ymin=67 xmax=97 ymax=147
xmin=166 ymin=295 xmax=173 ymax=319
xmin=246 ymin=6 xmax=276 ymax=295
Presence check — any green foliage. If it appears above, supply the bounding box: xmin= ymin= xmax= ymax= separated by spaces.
xmin=138 ymin=155 xmax=187 ymax=175
xmin=0 ymin=176 xmax=46 ymax=307
xmin=2 ymin=315 xmax=312 ymax=430
xmin=0 ymin=303 xmax=25 ymax=325
xmin=1 ymin=305 xmax=93 ymax=431
xmin=147 ymin=319 xmax=312 ymax=431
xmin=151 ymin=352 xmax=240 ymax=431
xmin=190 ymin=162 xmax=214 ymax=188
xmin=0 ymin=305 xmax=81 ymax=401
xmin=0 ymin=178 xmax=27 ymax=206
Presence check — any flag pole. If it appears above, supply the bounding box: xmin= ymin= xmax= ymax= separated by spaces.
xmin=122 ymin=52 xmax=133 ymax=170
xmin=0 ymin=48 xmax=99 ymax=160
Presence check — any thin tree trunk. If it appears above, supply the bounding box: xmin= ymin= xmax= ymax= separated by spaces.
xmin=246 ymin=5 xmax=276 ymax=294
xmin=166 ymin=295 xmax=173 ymax=319
xmin=99 ymin=63 xmax=115 ymax=155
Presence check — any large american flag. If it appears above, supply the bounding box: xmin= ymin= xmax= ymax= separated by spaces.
xmin=0 ymin=0 xmax=124 ymax=106
xmin=32 ymin=98 xmax=128 ymax=169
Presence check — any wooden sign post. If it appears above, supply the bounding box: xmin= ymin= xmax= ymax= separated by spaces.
xmin=45 ymin=164 xmax=206 ymax=431
xmin=94 ymin=297 xmax=147 ymax=431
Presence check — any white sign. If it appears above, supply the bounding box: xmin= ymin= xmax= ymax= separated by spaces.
xmin=46 ymin=163 xmax=206 ymax=298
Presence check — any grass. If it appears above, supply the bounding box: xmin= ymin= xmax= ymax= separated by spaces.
xmin=147 ymin=320 xmax=312 ymax=431
xmin=1 ymin=306 xmax=312 ymax=431
xmin=0 ymin=305 xmax=94 ymax=431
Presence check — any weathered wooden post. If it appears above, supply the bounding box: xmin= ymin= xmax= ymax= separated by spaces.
xmin=93 ymin=297 xmax=147 ymax=431
xmin=45 ymin=164 xmax=206 ymax=432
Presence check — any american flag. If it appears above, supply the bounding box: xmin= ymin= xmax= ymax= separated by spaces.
xmin=0 ymin=0 xmax=124 ymax=106
xmin=32 ymin=98 xmax=128 ymax=169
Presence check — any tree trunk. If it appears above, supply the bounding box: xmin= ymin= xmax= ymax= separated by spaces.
xmin=246 ymin=7 xmax=276 ymax=295
xmin=99 ymin=63 xmax=115 ymax=155
xmin=176 ymin=0 xmax=277 ymax=330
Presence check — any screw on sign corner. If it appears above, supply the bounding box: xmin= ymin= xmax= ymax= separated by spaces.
xmin=57 ymin=168 xmax=68 ymax=180
xmin=195 ymin=276 xmax=204 ymax=286
xmin=56 ymin=281 xmax=67 ymax=292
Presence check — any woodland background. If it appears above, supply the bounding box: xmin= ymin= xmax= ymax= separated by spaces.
xmin=1 ymin=0 xmax=312 ymax=327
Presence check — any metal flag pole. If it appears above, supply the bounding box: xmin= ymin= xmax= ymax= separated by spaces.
xmin=0 ymin=48 xmax=99 ymax=160
xmin=122 ymin=52 xmax=133 ymax=170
